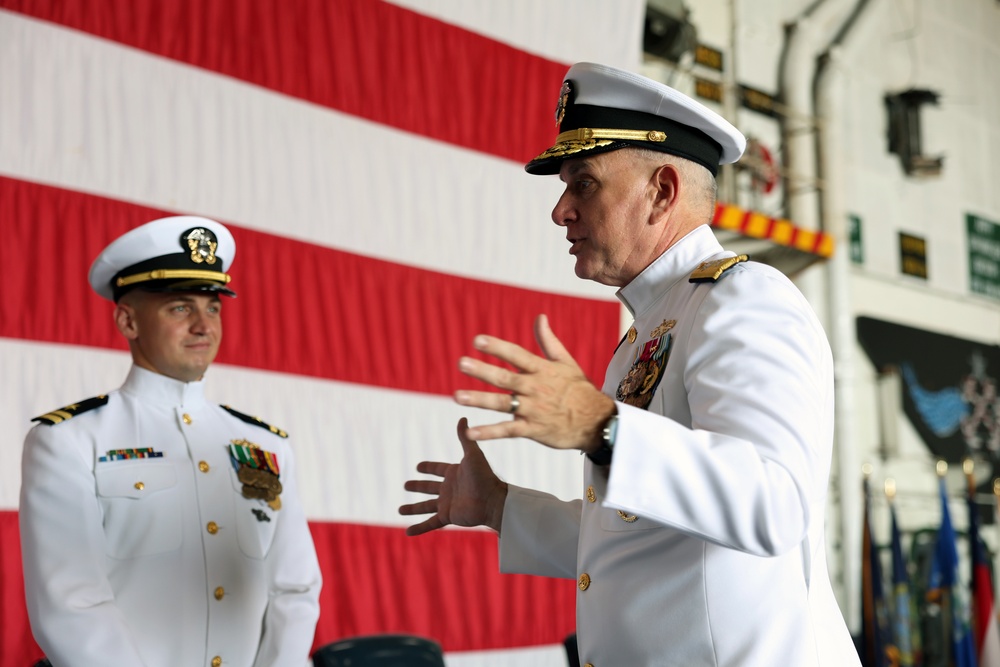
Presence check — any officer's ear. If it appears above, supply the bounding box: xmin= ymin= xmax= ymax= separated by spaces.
xmin=649 ymin=162 xmax=681 ymax=222
xmin=114 ymin=299 xmax=140 ymax=341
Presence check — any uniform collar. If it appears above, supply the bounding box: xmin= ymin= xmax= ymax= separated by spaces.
xmin=121 ymin=365 xmax=208 ymax=408
xmin=616 ymin=225 xmax=723 ymax=318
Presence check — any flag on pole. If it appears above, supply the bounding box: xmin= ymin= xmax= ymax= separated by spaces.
xmin=967 ymin=466 xmax=1000 ymax=667
xmin=928 ymin=469 xmax=978 ymax=667
xmin=862 ymin=474 xmax=892 ymax=667
xmin=888 ymin=483 xmax=915 ymax=666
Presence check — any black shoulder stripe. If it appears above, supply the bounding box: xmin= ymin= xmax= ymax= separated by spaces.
xmin=32 ymin=395 xmax=109 ymax=425
xmin=220 ymin=405 xmax=289 ymax=438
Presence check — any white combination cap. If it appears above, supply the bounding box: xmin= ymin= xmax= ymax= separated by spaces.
xmin=526 ymin=62 xmax=746 ymax=176
xmin=88 ymin=215 xmax=237 ymax=302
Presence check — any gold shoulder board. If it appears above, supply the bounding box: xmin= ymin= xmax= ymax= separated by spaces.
xmin=221 ymin=405 xmax=289 ymax=438
xmin=32 ymin=395 xmax=109 ymax=425
xmin=688 ymin=254 xmax=749 ymax=283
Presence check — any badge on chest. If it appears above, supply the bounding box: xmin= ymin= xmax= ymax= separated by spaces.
xmin=229 ymin=439 xmax=283 ymax=511
xmin=615 ymin=319 xmax=675 ymax=410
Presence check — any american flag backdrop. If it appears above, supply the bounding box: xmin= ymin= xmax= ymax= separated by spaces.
xmin=0 ymin=1 xmax=646 ymax=664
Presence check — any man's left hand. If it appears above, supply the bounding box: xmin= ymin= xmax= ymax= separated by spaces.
xmin=454 ymin=314 xmax=616 ymax=451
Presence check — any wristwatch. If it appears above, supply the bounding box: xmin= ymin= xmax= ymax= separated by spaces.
xmin=586 ymin=414 xmax=618 ymax=466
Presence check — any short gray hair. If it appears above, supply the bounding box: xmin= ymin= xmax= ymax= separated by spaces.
xmin=628 ymin=147 xmax=718 ymax=216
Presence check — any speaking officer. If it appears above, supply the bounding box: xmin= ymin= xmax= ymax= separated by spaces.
xmin=400 ymin=63 xmax=860 ymax=666
xmin=19 ymin=216 xmax=322 ymax=667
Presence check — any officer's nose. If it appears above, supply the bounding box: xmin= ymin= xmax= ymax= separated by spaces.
xmin=551 ymin=190 xmax=576 ymax=227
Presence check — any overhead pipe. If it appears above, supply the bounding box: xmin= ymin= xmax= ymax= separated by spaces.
xmin=777 ymin=0 xmax=870 ymax=632
xmin=812 ymin=0 xmax=877 ymax=635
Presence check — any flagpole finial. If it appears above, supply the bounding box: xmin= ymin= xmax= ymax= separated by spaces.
xmin=994 ymin=478 xmax=1000 ymax=497
xmin=884 ymin=477 xmax=896 ymax=500
xmin=862 ymin=462 xmax=873 ymax=479
xmin=936 ymin=460 xmax=948 ymax=477
xmin=963 ymin=457 xmax=974 ymax=476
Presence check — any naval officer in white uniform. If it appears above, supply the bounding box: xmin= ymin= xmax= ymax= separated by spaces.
xmin=20 ymin=216 xmax=322 ymax=667
xmin=400 ymin=63 xmax=860 ymax=666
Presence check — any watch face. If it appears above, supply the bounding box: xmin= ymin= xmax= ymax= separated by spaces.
xmin=604 ymin=415 xmax=619 ymax=448
xmin=588 ymin=414 xmax=619 ymax=466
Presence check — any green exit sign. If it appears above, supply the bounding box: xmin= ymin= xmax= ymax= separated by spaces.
xmin=848 ymin=214 xmax=863 ymax=264
xmin=967 ymin=213 xmax=1000 ymax=300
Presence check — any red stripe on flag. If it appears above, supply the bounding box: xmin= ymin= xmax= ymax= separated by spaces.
xmin=0 ymin=176 xmax=620 ymax=396
xmin=0 ymin=0 xmax=567 ymax=165
xmin=0 ymin=510 xmax=575 ymax=665
xmin=0 ymin=512 xmax=42 ymax=665
xmin=311 ymin=521 xmax=575 ymax=652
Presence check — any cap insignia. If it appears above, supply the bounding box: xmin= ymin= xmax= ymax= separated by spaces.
xmin=183 ymin=227 xmax=218 ymax=265
xmin=555 ymin=80 xmax=572 ymax=126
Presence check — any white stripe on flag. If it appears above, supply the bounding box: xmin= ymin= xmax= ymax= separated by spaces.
xmin=384 ymin=0 xmax=646 ymax=69
xmin=2 ymin=339 xmax=584 ymax=523
xmin=443 ymin=643 xmax=570 ymax=667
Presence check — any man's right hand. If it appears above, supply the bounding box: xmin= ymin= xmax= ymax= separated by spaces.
xmin=399 ymin=418 xmax=508 ymax=535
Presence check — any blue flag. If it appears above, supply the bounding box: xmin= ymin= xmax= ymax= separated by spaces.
xmin=928 ymin=476 xmax=978 ymax=667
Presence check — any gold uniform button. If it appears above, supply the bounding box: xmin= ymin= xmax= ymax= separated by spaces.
xmin=626 ymin=326 xmax=637 ymax=343
xmin=198 ymin=460 xmax=210 ymax=473
xmin=206 ymin=521 xmax=219 ymax=535
xmin=586 ymin=485 xmax=596 ymax=503
xmin=578 ymin=573 xmax=591 ymax=591
xmin=134 ymin=482 xmax=145 ymax=491
xmin=214 ymin=586 xmax=225 ymax=600
xmin=182 ymin=413 xmax=192 ymax=425
xmin=584 ymin=663 xmax=594 ymax=667
xmin=211 ymin=657 xmax=222 ymax=667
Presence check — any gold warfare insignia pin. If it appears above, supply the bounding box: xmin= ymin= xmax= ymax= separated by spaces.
xmin=650 ymin=319 xmax=676 ymax=339
xmin=228 ymin=439 xmax=282 ymax=509
xmin=183 ymin=227 xmax=218 ymax=265
xmin=555 ymin=80 xmax=572 ymax=126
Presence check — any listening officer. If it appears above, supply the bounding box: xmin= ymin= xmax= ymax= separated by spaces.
xmin=401 ymin=63 xmax=860 ymax=666
xmin=19 ymin=216 xmax=322 ymax=667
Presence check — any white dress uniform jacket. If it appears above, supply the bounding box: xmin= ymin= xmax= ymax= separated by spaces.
xmin=20 ymin=366 xmax=322 ymax=667
xmin=499 ymin=226 xmax=860 ymax=667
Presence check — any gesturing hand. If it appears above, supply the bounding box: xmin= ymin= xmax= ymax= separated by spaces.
xmin=398 ymin=418 xmax=508 ymax=536
xmin=454 ymin=314 xmax=616 ymax=452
